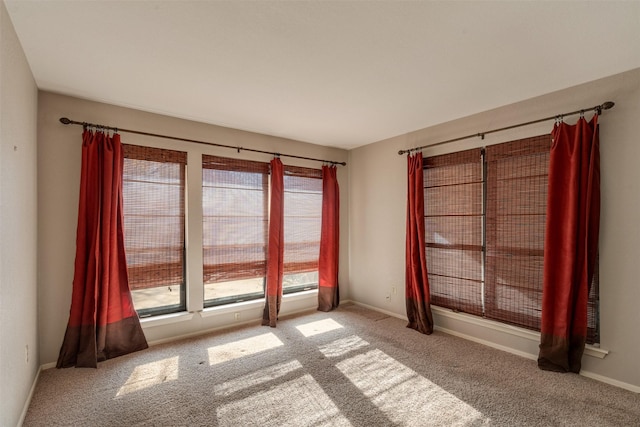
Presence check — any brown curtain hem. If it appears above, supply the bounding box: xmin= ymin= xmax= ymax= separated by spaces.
xmin=317 ymin=285 xmax=340 ymax=312
xmin=262 ymin=299 xmax=280 ymax=327
xmin=538 ymin=332 xmax=585 ymax=373
xmin=57 ymin=316 xmax=148 ymax=368
xmin=406 ymin=299 xmax=434 ymax=335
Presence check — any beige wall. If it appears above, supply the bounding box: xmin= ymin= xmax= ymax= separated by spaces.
xmin=0 ymin=1 xmax=39 ymax=425
xmin=37 ymin=91 xmax=349 ymax=366
xmin=349 ymin=68 xmax=640 ymax=391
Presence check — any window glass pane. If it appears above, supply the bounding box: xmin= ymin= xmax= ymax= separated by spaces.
xmin=424 ymin=149 xmax=484 ymax=316
xmin=203 ymin=156 xmax=268 ymax=306
xmin=283 ymin=168 xmax=322 ymax=292
xmin=123 ymin=145 xmax=186 ymax=317
xmin=283 ymin=271 xmax=319 ymax=294
xmin=485 ymin=136 xmax=550 ymax=332
xmin=204 ymin=277 xmax=265 ymax=305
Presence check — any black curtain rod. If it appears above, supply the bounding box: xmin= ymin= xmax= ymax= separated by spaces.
xmin=59 ymin=117 xmax=347 ymax=166
xmin=398 ymin=101 xmax=615 ymax=156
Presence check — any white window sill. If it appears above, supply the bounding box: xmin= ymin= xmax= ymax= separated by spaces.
xmin=140 ymin=311 xmax=194 ymax=328
xmin=200 ymin=299 xmax=264 ymax=318
xmin=283 ymin=288 xmax=319 ymax=301
xmin=200 ymin=289 xmax=319 ymax=318
xmin=431 ymin=306 xmax=608 ymax=359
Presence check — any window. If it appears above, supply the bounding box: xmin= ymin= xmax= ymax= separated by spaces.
xmin=122 ymin=149 xmax=323 ymax=316
xmin=122 ymin=145 xmax=187 ymax=317
xmin=283 ymin=166 xmax=323 ymax=293
xmin=484 ymin=137 xmax=549 ymax=331
xmin=202 ymin=156 xmax=323 ymax=307
xmin=425 ymin=135 xmax=599 ymax=344
xmin=202 ymin=155 xmax=269 ymax=307
xmin=425 ymin=148 xmax=484 ymax=316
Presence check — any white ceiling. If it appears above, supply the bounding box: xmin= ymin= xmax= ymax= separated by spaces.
xmin=5 ymin=1 xmax=640 ymax=150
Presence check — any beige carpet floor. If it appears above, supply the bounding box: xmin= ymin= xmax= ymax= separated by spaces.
xmin=24 ymin=303 xmax=640 ymax=426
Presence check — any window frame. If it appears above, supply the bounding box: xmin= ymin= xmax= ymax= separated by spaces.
xmin=282 ymin=165 xmax=323 ymax=295
xmin=201 ymin=155 xmax=323 ymax=308
xmin=122 ymin=145 xmax=325 ymax=317
xmin=122 ymin=144 xmax=188 ymax=318
xmin=202 ymin=155 xmax=270 ymax=308
xmin=424 ymin=135 xmax=600 ymax=344
xmin=424 ymin=148 xmax=485 ymax=316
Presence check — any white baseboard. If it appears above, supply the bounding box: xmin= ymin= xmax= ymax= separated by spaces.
xmin=580 ymin=369 xmax=640 ymax=393
xmin=18 ymin=366 xmax=42 ymax=426
xmin=349 ymin=301 xmax=638 ymax=394
xmin=40 ymin=361 xmax=56 ymax=370
xmin=433 ymin=323 xmax=538 ymax=361
xmin=351 ymin=301 xmax=408 ymax=321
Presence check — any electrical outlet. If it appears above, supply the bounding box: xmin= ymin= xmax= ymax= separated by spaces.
xmin=234 ymin=312 xmax=240 ymax=321
xmin=392 ymin=286 xmax=397 ymax=295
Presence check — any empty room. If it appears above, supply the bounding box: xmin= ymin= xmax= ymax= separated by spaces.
xmin=2 ymin=1 xmax=640 ymax=426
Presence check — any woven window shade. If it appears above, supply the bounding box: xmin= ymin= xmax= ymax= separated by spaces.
xmin=485 ymin=136 xmax=551 ymax=331
xmin=485 ymin=135 xmax=599 ymax=344
xmin=202 ymin=155 xmax=269 ymax=284
xmin=284 ymin=166 xmax=323 ymax=274
xmin=587 ymin=254 xmax=599 ymax=344
xmin=424 ymin=148 xmax=484 ymax=316
xmin=421 ymin=135 xmax=600 ymax=342
xmin=122 ymin=144 xmax=187 ymax=290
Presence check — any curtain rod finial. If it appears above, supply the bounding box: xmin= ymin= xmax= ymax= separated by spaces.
xmin=59 ymin=117 xmax=71 ymax=125
xmin=602 ymin=101 xmax=615 ymax=110
xmin=398 ymin=149 xmax=406 ymax=155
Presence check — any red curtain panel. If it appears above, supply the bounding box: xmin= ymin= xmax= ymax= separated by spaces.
xmin=57 ymin=130 xmax=147 ymax=368
xmin=262 ymin=158 xmax=285 ymax=327
xmin=405 ymin=153 xmax=434 ymax=334
xmin=318 ymin=165 xmax=340 ymax=312
xmin=538 ymin=115 xmax=600 ymax=373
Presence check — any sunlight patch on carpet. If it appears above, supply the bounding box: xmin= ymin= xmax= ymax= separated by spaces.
xmin=116 ymin=356 xmax=179 ymax=397
xmin=214 ymin=360 xmax=304 ymax=396
xmin=217 ymin=374 xmax=352 ymax=426
xmin=318 ymin=335 xmax=370 ymax=358
xmin=295 ymin=318 xmax=344 ymax=337
xmin=336 ymin=349 xmax=490 ymax=425
xmin=208 ymin=332 xmax=283 ymax=365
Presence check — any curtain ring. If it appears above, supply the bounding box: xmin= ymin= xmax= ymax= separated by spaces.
xmin=580 ymin=110 xmax=585 ymax=118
